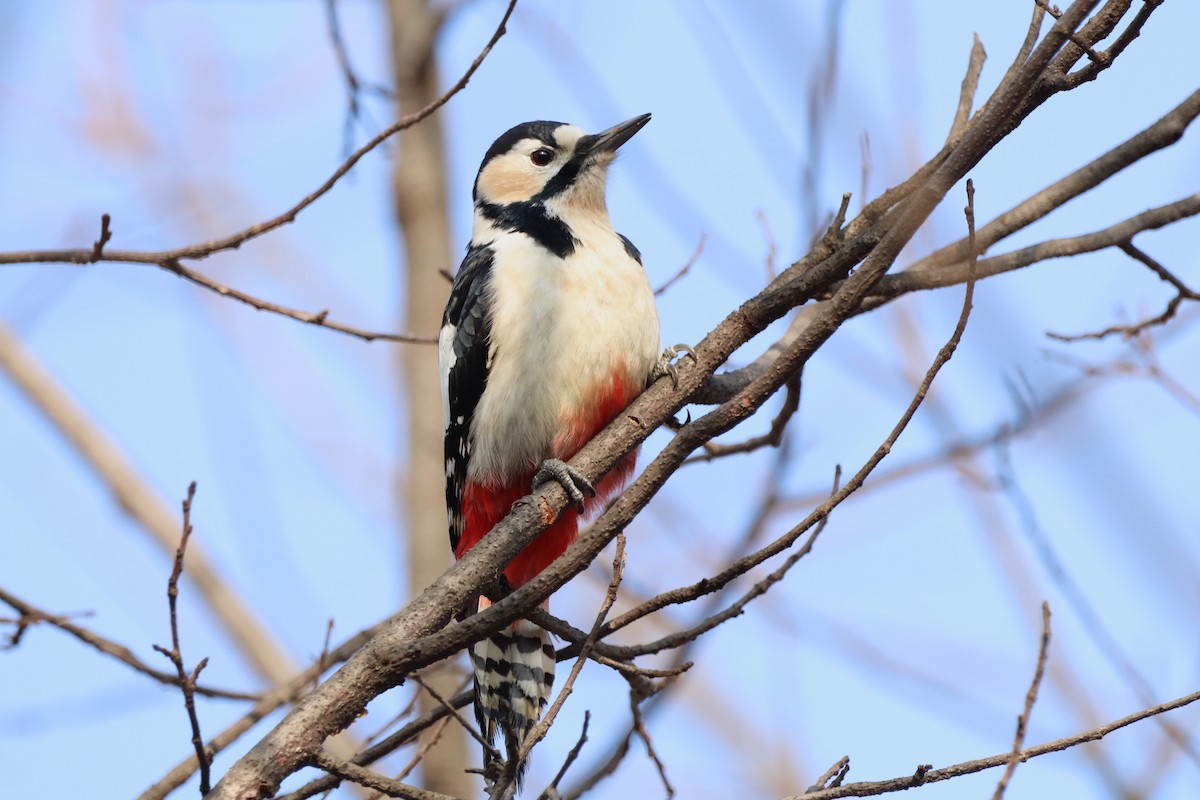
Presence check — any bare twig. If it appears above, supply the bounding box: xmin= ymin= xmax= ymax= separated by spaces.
xmin=0 ymin=321 xmax=298 ymax=694
xmin=538 ymin=712 xmax=590 ymax=800
xmin=1062 ymin=0 xmax=1162 ymax=88
xmin=869 ymin=193 xmax=1200 ymax=304
xmin=946 ymin=34 xmax=988 ymax=144
xmin=699 ymin=87 xmax=1200 ymax=409
xmin=0 ymin=586 xmax=255 ymax=700
xmin=309 ymin=750 xmax=460 ymax=800
xmin=629 ymin=688 xmax=674 ymax=799
xmin=687 ymin=369 xmax=801 ymax=463
xmin=0 ymin=0 xmax=517 ymax=344
xmin=313 ymin=618 xmax=336 ymax=693
xmin=0 ymin=0 xmax=514 ymax=270
xmin=158 ymin=257 xmax=431 ymax=343
xmin=274 ymin=690 xmax=475 ymax=800
xmin=140 ymin=616 xmax=420 ymax=800
xmin=387 ymin=716 xmax=455 ymax=789
xmin=777 ymin=375 xmax=1090 ymax=513
xmin=819 ymin=192 xmax=852 ymax=254
xmin=807 ymin=757 xmax=851 ymax=792
xmin=150 ymin=483 xmax=212 ymax=796
xmin=792 ymin=690 xmax=1200 ymax=799
xmin=654 ymin=233 xmax=706 ymax=296
xmin=596 ymin=464 xmax=841 ymax=660
xmin=1047 ymin=241 xmax=1200 ymax=341
xmin=1034 ymin=0 xmax=1105 ymax=63
xmin=991 ymin=602 xmax=1053 ymax=800
xmin=413 ymin=674 xmax=500 ymax=762
xmin=91 ymin=213 xmax=112 ymax=260
xmin=993 ymin=438 xmax=1200 ymax=767
xmin=325 ymin=0 xmax=395 ymax=156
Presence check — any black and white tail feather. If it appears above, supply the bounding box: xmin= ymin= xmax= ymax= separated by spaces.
xmin=469 ymin=602 xmax=557 ymax=783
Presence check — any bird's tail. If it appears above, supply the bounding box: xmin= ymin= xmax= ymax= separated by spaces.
xmin=470 ymin=596 xmax=556 ymax=780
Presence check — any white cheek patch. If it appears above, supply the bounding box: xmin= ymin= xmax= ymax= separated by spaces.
xmin=477 ymin=152 xmax=547 ymax=204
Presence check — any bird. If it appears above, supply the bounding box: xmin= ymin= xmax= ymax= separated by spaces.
xmin=439 ymin=113 xmax=682 ymax=781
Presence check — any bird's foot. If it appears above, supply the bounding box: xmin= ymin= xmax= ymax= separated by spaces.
xmin=533 ymin=458 xmax=596 ymax=513
xmin=651 ymin=343 xmax=698 ymax=389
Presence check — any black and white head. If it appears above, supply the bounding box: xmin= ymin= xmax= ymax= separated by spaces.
xmin=472 ymin=114 xmax=651 ymax=217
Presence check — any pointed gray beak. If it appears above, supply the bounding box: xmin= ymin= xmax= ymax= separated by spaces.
xmin=579 ymin=113 xmax=652 ymax=155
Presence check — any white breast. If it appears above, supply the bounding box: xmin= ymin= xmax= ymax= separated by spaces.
xmin=468 ymin=221 xmax=660 ymax=481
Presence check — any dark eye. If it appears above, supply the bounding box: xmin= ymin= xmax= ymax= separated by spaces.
xmin=530 ymin=148 xmax=554 ymax=166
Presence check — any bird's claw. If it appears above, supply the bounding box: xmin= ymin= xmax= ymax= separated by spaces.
xmin=652 ymin=343 xmax=698 ymax=389
xmin=533 ymin=458 xmax=596 ymax=513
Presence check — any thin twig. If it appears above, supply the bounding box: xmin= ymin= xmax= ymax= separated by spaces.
xmin=629 ymin=688 xmax=674 ymax=799
xmin=654 ymin=233 xmax=706 ymax=296
xmin=793 ymin=689 xmax=1200 ymax=799
xmin=157 ymin=258 xmax=431 ymax=343
xmin=389 ymin=716 xmax=455 ymax=788
xmin=412 ymin=673 xmax=500 ymax=761
xmin=150 ymin=483 xmax=212 ymax=796
xmin=275 ymin=691 xmax=475 ymax=800
xmin=0 ymin=0 xmax=518 ymax=344
xmin=991 ymin=602 xmax=1053 ymax=800
xmin=1034 ymin=0 xmax=1105 ymax=63
xmin=816 ymin=193 xmax=852 ymax=258
xmin=0 ymin=0 xmax=515 ymax=269
xmin=807 ymin=757 xmax=851 ymax=792
xmin=538 ymin=712 xmax=590 ymax=800
xmin=1047 ymin=240 xmax=1200 ymax=341
xmin=0 ymin=586 xmax=256 ymax=700
xmin=91 ymin=213 xmax=112 ymax=260
xmin=0 ymin=321 xmax=299 ymax=700
xmin=687 ymin=369 xmax=801 ymax=462
xmin=312 ymin=618 xmax=336 ymax=693
xmin=310 ymin=751 xmax=460 ymax=800
xmin=993 ymin=437 xmax=1200 ymax=767
xmin=946 ymin=34 xmax=988 ymax=144
xmin=325 ymin=0 xmax=395 ymax=156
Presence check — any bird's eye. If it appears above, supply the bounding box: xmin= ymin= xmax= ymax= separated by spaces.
xmin=530 ymin=148 xmax=554 ymax=166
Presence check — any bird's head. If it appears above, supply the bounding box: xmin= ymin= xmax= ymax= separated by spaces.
xmin=472 ymin=114 xmax=650 ymax=218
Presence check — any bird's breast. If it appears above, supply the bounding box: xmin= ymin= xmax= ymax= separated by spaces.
xmin=468 ymin=227 xmax=660 ymax=482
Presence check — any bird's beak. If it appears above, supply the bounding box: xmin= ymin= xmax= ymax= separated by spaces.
xmin=579 ymin=113 xmax=652 ymax=155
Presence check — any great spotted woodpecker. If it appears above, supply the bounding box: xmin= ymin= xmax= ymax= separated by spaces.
xmin=439 ymin=114 xmax=672 ymax=777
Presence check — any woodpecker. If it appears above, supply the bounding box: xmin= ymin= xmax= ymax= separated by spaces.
xmin=439 ymin=114 xmax=670 ymax=778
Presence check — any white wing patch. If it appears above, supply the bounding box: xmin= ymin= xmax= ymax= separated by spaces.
xmin=438 ymin=322 xmax=457 ymax=431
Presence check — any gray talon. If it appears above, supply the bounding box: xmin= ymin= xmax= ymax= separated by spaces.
xmin=672 ymin=343 xmax=698 ymax=363
xmin=533 ymin=458 xmax=595 ymax=513
xmin=653 ymin=344 xmax=697 ymax=389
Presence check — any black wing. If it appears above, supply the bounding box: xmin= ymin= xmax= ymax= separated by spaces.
xmin=441 ymin=244 xmax=495 ymax=553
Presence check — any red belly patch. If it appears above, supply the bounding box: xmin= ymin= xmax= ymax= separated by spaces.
xmin=455 ymin=364 xmax=642 ymax=588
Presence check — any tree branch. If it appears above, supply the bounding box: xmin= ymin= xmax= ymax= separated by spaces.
xmin=991 ymin=602 xmax=1053 ymax=800
xmin=792 ymin=689 xmax=1200 ymax=799
xmin=0 ymin=0 xmax=517 ymax=344
xmin=0 ymin=585 xmax=255 ymax=701
xmin=150 ymin=483 xmax=212 ymax=796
